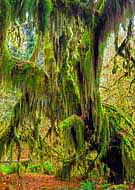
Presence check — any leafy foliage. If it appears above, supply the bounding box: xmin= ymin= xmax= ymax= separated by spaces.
xmin=0 ymin=164 xmax=17 ymax=174
xmin=80 ymin=181 xmax=95 ymax=190
xmin=28 ymin=161 xmax=54 ymax=174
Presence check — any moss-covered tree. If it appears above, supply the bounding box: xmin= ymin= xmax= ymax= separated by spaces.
xmin=0 ymin=0 xmax=135 ymax=182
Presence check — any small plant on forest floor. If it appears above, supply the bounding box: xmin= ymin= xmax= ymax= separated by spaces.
xmin=80 ymin=181 xmax=95 ymax=190
xmin=28 ymin=161 xmax=54 ymax=174
xmin=42 ymin=161 xmax=54 ymax=174
xmin=79 ymin=180 xmax=110 ymax=190
xmin=28 ymin=163 xmax=41 ymax=173
xmin=101 ymin=182 xmax=109 ymax=189
xmin=0 ymin=164 xmax=17 ymax=175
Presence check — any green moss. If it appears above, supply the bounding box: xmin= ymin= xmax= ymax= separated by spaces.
xmin=9 ymin=0 xmax=26 ymax=21
xmin=9 ymin=0 xmax=53 ymax=32
xmin=0 ymin=0 xmax=10 ymax=31
xmin=98 ymin=108 xmax=110 ymax=158
xmin=64 ymin=75 xmax=80 ymax=102
xmin=60 ymin=114 xmax=84 ymax=152
xmin=38 ymin=0 xmax=53 ymax=34
xmin=103 ymin=103 xmax=135 ymax=180
xmin=60 ymin=114 xmax=84 ymax=129
xmin=83 ymin=51 xmax=91 ymax=81
xmin=96 ymin=0 xmax=106 ymax=13
xmin=57 ymin=160 xmax=72 ymax=180
xmin=82 ymin=31 xmax=90 ymax=48
xmin=58 ymin=55 xmax=80 ymax=116
xmin=0 ymin=0 xmax=10 ymax=51
xmin=122 ymin=136 xmax=135 ymax=180
xmin=0 ymin=124 xmax=18 ymax=160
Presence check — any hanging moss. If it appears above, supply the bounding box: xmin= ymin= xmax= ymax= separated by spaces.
xmin=94 ymin=0 xmax=135 ymax=43
xmin=57 ymin=114 xmax=85 ymax=180
xmin=102 ymin=103 xmax=135 ymax=180
xmin=57 ymin=159 xmax=73 ymax=180
xmin=96 ymin=0 xmax=106 ymax=13
xmin=57 ymin=23 xmax=81 ymax=116
xmin=38 ymin=0 xmax=53 ymax=34
xmin=53 ymin=0 xmax=91 ymax=25
xmin=0 ymin=0 xmax=10 ymax=31
xmin=82 ymin=31 xmax=90 ymax=48
xmin=121 ymin=132 xmax=135 ymax=180
xmin=98 ymin=110 xmax=110 ymax=158
xmin=0 ymin=122 xmax=20 ymax=161
xmin=9 ymin=0 xmax=53 ymax=33
xmin=59 ymin=114 xmax=84 ymax=152
xmin=0 ymin=0 xmax=10 ymax=52
xmin=9 ymin=0 xmax=27 ymax=22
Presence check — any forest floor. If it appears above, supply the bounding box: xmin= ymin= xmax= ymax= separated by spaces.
xmin=0 ymin=173 xmax=80 ymax=190
xmin=0 ymin=173 xmax=135 ymax=190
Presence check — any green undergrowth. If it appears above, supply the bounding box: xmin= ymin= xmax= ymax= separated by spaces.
xmin=28 ymin=161 xmax=55 ymax=174
xmin=100 ymin=103 xmax=135 ymax=180
xmin=80 ymin=181 xmax=95 ymax=190
xmin=0 ymin=161 xmax=55 ymax=175
xmin=79 ymin=180 xmax=131 ymax=190
xmin=79 ymin=180 xmax=110 ymax=190
xmin=0 ymin=164 xmax=17 ymax=175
